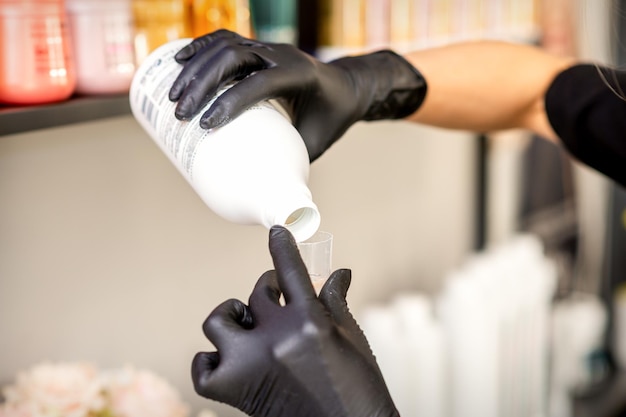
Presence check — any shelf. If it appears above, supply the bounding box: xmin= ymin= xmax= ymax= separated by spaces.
xmin=0 ymin=94 xmax=131 ymax=137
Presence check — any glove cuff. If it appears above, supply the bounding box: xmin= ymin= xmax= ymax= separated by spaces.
xmin=330 ymin=50 xmax=427 ymax=122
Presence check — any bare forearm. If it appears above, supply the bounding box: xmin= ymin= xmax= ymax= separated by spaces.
xmin=404 ymin=41 xmax=575 ymax=143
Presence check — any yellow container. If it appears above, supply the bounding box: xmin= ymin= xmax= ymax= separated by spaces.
xmin=321 ymin=0 xmax=365 ymax=48
xmin=132 ymin=0 xmax=192 ymax=64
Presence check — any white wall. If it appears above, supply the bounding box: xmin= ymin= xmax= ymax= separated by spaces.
xmin=0 ymin=115 xmax=476 ymax=415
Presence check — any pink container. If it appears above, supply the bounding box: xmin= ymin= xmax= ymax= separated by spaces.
xmin=0 ymin=0 xmax=76 ymax=104
xmin=66 ymin=0 xmax=136 ymax=95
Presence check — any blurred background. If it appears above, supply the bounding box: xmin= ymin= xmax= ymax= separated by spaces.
xmin=1 ymin=0 xmax=625 ymax=416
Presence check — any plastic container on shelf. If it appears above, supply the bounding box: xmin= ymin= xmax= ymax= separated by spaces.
xmin=130 ymin=39 xmax=320 ymax=242
xmin=249 ymin=0 xmax=296 ymax=44
xmin=192 ymin=0 xmax=252 ymax=38
xmin=0 ymin=0 xmax=76 ymax=105
xmin=132 ymin=0 xmax=192 ymax=64
xmin=65 ymin=0 xmax=135 ymax=95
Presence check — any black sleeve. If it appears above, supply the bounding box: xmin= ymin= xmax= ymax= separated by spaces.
xmin=545 ymin=64 xmax=626 ymax=187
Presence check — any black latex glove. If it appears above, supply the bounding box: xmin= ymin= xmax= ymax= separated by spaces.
xmin=192 ymin=225 xmax=399 ymax=417
xmin=169 ymin=29 xmax=427 ymax=161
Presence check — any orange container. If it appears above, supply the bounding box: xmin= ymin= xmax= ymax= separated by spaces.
xmin=0 ymin=0 xmax=76 ymax=105
xmin=191 ymin=0 xmax=252 ymax=38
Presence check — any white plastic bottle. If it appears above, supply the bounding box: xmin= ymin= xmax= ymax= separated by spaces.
xmin=129 ymin=38 xmax=320 ymax=242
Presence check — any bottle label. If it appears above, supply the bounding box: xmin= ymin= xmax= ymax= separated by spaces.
xmin=130 ymin=39 xmax=276 ymax=178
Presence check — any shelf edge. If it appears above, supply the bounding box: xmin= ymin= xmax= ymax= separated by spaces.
xmin=0 ymin=95 xmax=132 ymax=136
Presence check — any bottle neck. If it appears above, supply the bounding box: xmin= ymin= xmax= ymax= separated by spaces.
xmin=263 ymin=184 xmax=320 ymax=242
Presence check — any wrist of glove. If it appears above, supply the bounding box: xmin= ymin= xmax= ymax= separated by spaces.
xmin=169 ymin=29 xmax=427 ymax=161
xmin=329 ymin=50 xmax=427 ymax=121
xmin=192 ymin=226 xmax=399 ymax=417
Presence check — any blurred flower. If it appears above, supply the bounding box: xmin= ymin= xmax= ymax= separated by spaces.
xmin=0 ymin=363 xmax=194 ymax=417
xmin=101 ymin=366 xmax=188 ymax=417
xmin=0 ymin=362 xmax=103 ymax=417
xmin=0 ymin=402 xmax=35 ymax=417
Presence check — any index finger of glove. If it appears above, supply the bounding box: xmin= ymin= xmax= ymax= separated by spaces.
xmin=268 ymin=226 xmax=317 ymax=305
xmin=170 ymin=37 xmax=225 ymax=102
xmin=171 ymin=46 xmax=265 ymax=119
xmin=202 ymin=298 xmax=251 ymax=351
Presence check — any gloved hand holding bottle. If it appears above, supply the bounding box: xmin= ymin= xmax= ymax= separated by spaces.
xmin=192 ymin=225 xmax=400 ymax=417
xmin=168 ymin=29 xmax=427 ymax=162
xmin=167 ymin=29 xmax=626 ymax=187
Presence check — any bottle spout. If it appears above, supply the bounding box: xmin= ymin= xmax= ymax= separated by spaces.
xmin=267 ymin=188 xmax=320 ymax=242
xmin=283 ymin=206 xmax=321 ymax=243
